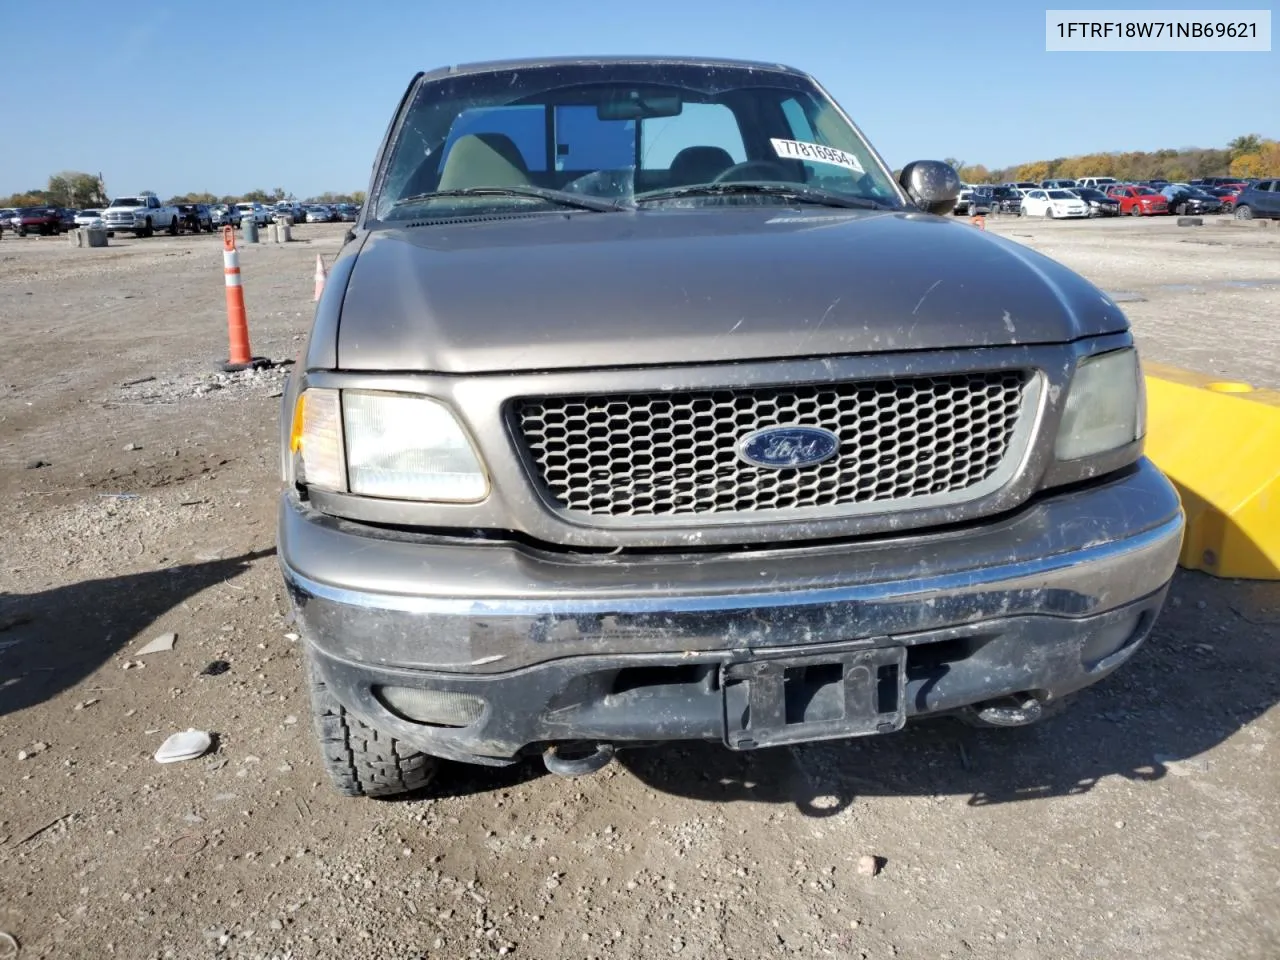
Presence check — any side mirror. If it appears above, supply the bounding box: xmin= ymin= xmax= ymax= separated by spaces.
xmin=899 ymin=160 xmax=962 ymax=216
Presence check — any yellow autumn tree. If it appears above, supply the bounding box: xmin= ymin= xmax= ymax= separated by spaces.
xmin=1230 ymin=140 xmax=1280 ymax=178
xmin=1014 ymin=161 xmax=1051 ymax=183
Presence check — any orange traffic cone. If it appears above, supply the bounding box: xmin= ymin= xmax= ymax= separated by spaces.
xmin=221 ymin=226 xmax=268 ymax=372
xmin=314 ymin=254 xmax=327 ymax=302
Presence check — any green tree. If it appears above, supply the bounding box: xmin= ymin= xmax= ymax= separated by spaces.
xmin=45 ymin=171 xmax=107 ymax=208
xmin=1228 ymin=134 xmax=1262 ymax=159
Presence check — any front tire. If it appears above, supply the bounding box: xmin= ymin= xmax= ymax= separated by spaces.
xmin=1130 ymin=205 xmax=1143 ymax=217
xmin=1235 ymin=205 xmax=1253 ymax=220
xmin=308 ymin=654 xmax=438 ymax=799
xmin=142 ymin=217 xmax=154 ymax=238
xmin=167 ymin=217 xmax=178 ymax=236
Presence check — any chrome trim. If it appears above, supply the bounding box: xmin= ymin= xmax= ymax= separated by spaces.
xmin=285 ymin=513 xmax=1182 ymax=618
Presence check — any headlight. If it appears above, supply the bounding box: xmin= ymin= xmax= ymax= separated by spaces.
xmin=290 ymin=389 xmax=488 ymax=501
xmin=1055 ymin=348 xmax=1145 ymax=461
xmin=290 ymin=388 xmax=346 ymax=490
xmin=343 ymin=391 xmax=488 ymax=501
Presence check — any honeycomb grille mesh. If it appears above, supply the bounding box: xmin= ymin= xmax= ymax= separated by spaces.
xmin=515 ymin=372 xmax=1028 ymax=518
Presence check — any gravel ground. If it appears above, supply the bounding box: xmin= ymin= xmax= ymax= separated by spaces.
xmin=0 ymin=217 xmax=1277 ymax=960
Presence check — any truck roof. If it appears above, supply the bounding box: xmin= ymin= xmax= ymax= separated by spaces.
xmin=419 ymin=54 xmax=808 ymax=82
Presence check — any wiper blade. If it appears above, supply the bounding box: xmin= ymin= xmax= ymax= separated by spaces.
xmin=635 ymin=182 xmax=890 ymax=210
xmin=390 ymin=186 xmax=632 ymax=213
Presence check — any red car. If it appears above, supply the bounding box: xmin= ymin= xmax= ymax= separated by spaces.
xmin=9 ymin=206 xmax=64 ymax=236
xmin=1106 ymin=185 xmax=1168 ymax=216
xmin=1206 ymin=186 xmax=1243 ymax=210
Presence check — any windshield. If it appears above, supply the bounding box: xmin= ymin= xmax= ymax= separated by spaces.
xmin=110 ymin=197 xmax=143 ymax=207
xmin=374 ymin=61 xmax=902 ymax=221
xmin=1047 ymin=190 xmax=1074 ymax=199
xmin=1135 ymin=187 xmax=1158 ymax=195
xmin=79 ymin=209 xmax=101 ymax=216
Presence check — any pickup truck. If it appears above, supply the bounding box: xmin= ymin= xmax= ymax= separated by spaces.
xmin=279 ymin=55 xmax=1184 ymax=799
xmin=102 ymin=192 xmax=180 ymax=237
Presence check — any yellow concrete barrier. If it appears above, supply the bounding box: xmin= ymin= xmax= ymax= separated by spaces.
xmin=1143 ymin=361 xmax=1280 ymax=580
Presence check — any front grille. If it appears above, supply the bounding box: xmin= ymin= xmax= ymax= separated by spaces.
xmin=515 ymin=371 xmax=1029 ymax=518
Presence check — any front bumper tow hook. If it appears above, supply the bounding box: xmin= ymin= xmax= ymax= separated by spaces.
xmin=543 ymin=742 xmax=615 ymax=778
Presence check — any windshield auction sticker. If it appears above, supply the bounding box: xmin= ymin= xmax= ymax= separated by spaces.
xmin=770 ymin=139 xmax=865 ymax=173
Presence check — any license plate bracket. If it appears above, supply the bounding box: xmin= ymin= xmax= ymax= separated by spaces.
xmin=722 ymin=646 xmax=906 ymax=750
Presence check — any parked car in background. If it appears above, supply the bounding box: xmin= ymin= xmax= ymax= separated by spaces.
xmin=56 ymin=208 xmax=77 ymax=231
xmin=273 ymin=201 xmax=306 ymax=223
xmin=10 ymin=207 xmax=63 ymax=235
xmin=0 ymin=208 xmax=15 ymax=232
xmin=1019 ymin=188 xmax=1089 ymax=218
xmin=177 ymin=203 xmax=215 ymax=232
xmin=1231 ymin=179 xmax=1280 ymax=220
xmin=280 ymin=55 xmax=1179 ymax=800
xmin=1070 ymin=188 xmax=1121 ymax=217
xmin=74 ymin=208 xmax=106 ymax=229
xmin=1077 ymin=176 xmax=1119 ymax=190
xmin=1159 ymin=184 xmax=1223 ymax=216
xmin=1204 ymin=186 xmax=1241 ymax=210
xmin=209 ymin=204 xmax=236 ymax=226
xmin=954 ymin=186 xmax=992 ymax=216
xmin=234 ymin=201 xmax=271 ymax=227
xmin=305 ymin=205 xmax=333 ymax=223
xmin=1106 ymin=185 xmax=1168 ymax=216
xmin=989 ymin=186 xmax=1023 ymax=214
xmin=1041 ymin=178 xmax=1077 ymax=189
xmin=103 ymin=192 xmax=181 ymax=237
xmin=334 ymin=203 xmax=359 ymax=221
xmin=1004 ymin=181 xmax=1039 ymax=191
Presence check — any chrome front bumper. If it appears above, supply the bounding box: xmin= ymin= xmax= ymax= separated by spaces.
xmin=280 ymin=459 xmax=1183 ymax=762
xmin=280 ymin=459 xmax=1183 ymax=673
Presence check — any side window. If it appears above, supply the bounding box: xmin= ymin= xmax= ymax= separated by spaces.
xmin=639 ymin=103 xmax=746 ymax=170
xmin=552 ymin=105 xmax=634 ymax=172
xmin=441 ymin=105 xmax=548 ymax=172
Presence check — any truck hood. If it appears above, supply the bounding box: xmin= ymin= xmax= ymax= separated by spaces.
xmin=337 ymin=207 xmax=1128 ymax=373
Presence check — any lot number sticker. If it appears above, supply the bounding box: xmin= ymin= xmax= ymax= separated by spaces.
xmin=770 ymin=138 xmax=865 ymax=174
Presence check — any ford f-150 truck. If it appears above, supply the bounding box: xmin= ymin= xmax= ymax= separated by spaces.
xmin=278 ymin=56 xmax=1185 ymax=799
xmin=102 ymin=191 xmax=180 ymax=237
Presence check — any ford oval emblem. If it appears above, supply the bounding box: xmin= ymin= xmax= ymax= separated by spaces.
xmin=737 ymin=425 xmax=840 ymax=469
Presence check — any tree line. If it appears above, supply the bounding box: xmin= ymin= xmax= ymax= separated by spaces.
xmin=0 ymin=173 xmax=364 ymax=209
xmin=946 ymin=134 xmax=1279 ymax=186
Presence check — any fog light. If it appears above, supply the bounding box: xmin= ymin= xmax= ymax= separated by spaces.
xmin=375 ymin=686 xmax=485 ymax=727
xmin=1080 ymin=612 xmax=1144 ymax=669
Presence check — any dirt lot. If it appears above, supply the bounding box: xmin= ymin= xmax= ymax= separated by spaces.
xmin=1 ymin=216 xmax=1278 ymax=960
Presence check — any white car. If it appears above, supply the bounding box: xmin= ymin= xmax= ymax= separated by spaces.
xmin=1019 ymin=189 xmax=1089 ymax=219
xmin=234 ymin=202 xmax=271 ymax=227
xmin=74 ymin=209 xmax=106 ymax=229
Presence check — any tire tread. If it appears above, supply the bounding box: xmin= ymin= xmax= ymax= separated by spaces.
xmin=308 ymin=662 xmax=437 ymax=798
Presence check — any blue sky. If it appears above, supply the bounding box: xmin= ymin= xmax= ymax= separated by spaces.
xmin=3 ymin=0 xmax=1275 ymax=199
